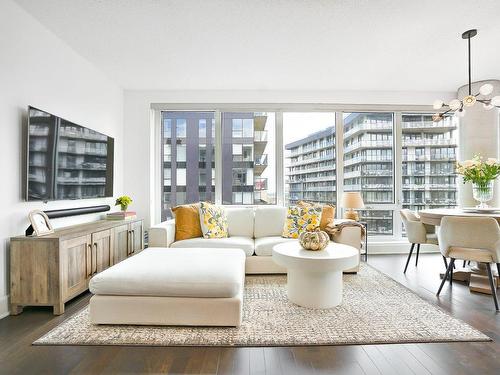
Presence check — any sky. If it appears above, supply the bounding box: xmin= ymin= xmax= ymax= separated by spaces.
xmin=262 ymin=112 xmax=336 ymax=197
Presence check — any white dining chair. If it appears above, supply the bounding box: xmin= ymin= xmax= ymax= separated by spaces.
xmin=437 ymin=216 xmax=500 ymax=311
xmin=400 ymin=209 xmax=446 ymax=273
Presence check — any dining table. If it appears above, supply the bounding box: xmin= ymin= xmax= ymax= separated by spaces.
xmin=418 ymin=208 xmax=500 ymax=295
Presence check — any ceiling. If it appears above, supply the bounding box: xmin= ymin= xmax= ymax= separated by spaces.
xmin=14 ymin=0 xmax=500 ymax=91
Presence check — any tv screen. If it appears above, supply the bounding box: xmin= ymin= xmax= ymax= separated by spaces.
xmin=26 ymin=106 xmax=114 ymax=201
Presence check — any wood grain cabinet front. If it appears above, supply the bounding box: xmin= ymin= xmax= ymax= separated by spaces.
xmin=10 ymin=219 xmax=143 ymax=315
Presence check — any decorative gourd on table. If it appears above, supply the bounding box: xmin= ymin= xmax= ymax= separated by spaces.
xmin=299 ymin=230 xmax=330 ymax=251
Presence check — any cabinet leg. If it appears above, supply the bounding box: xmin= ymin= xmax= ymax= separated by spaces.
xmin=53 ymin=303 xmax=65 ymax=315
xmin=10 ymin=304 xmax=23 ymax=315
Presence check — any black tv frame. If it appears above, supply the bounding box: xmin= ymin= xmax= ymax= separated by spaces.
xmin=24 ymin=106 xmax=114 ymax=202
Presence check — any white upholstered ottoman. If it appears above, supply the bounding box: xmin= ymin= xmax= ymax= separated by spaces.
xmin=89 ymin=247 xmax=246 ymax=326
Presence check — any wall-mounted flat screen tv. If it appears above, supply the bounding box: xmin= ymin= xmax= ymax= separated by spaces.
xmin=25 ymin=106 xmax=114 ymax=201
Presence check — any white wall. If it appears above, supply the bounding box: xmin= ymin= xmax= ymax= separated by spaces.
xmin=0 ymin=0 xmax=124 ymax=318
xmin=457 ymin=80 xmax=500 ymax=207
xmin=123 ymin=89 xmax=456 ymax=230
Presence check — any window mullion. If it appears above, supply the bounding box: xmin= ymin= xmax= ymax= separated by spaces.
xmin=394 ymin=111 xmax=403 ymax=239
xmin=335 ymin=112 xmax=344 ymax=218
xmin=276 ymin=111 xmax=284 ymax=206
xmin=214 ymin=110 xmax=222 ymax=204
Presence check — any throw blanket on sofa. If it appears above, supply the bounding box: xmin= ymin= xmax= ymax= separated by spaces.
xmin=325 ymin=221 xmax=366 ymax=248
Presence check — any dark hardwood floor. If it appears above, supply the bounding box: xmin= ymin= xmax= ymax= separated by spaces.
xmin=0 ymin=253 xmax=499 ymax=374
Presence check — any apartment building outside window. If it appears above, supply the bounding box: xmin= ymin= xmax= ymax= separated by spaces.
xmin=158 ymin=106 xmax=459 ymax=238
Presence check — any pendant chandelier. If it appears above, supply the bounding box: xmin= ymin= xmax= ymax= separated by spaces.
xmin=432 ymin=29 xmax=500 ymax=122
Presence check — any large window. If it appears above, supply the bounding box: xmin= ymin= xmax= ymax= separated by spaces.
xmin=222 ymin=112 xmax=276 ymax=205
xmin=401 ymin=114 xmax=458 ymax=212
xmin=343 ymin=112 xmax=395 ymax=235
xmin=157 ymin=106 xmax=460 ymax=241
xmin=283 ymin=112 xmax=336 ymax=206
xmin=161 ymin=111 xmax=215 ymax=220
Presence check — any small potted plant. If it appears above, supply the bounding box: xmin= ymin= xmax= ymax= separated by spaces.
xmin=115 ymin=195 xmax=133 ymax=212
xmin=456 ymin=155 xmax=500 ymax=208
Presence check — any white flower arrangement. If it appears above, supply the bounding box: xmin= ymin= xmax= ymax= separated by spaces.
xmin=456 ymin=155 xmax=500 ymax=186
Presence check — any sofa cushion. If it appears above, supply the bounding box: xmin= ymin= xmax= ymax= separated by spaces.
xmin=298 ymin=201 xmax=336 ymax=231
xmin=225 ymin=207 xmax=255 ymax=238
xmin=282 ymin=205 xmax=322 ymax=238
xmin=254 ymin=236 xmax=297 ymax=256
xmin=89 ymin=248 xmax=246 ymax=298
xmin=199 ymin=202 xmax=229 ymax=239
xmin=171 ymin=203 xmax=203 ymax=241
xmin=171 ymin=236 xmax=255 ymax=256
xmin=254 ymin=206 xmax=287 ymax=238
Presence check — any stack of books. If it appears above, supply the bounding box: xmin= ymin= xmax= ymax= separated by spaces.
xmin=106 ymin=211 xmax=137 ymax=220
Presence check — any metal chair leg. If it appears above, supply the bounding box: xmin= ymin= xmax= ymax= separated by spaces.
xmin=404 ymin=243 xmax=415 ymax=274
xmin=486 ymin=263 xmax=499 ymax=311
xmin=437 ymin=258 xmax=455 ymax=296
xmin=450 ymin=259 xmax=454 ymax=285
xmin=415 ymin=244 xmax=420 ymax=266
xmin=463 ymin=260 xmax=466 ymax=268
xmin=442 ymin=256 xmax=448 ymax=269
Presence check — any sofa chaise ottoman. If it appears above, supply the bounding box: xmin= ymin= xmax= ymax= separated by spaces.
xmin=89 ymin=247 xmax=246 ymax=326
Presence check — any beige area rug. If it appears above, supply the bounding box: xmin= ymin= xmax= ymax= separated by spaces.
xmin=34 ymin=264 xmax=490 ymax=346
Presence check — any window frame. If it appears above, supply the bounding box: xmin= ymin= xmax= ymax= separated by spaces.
xmin=151 ymin=103 xmax=452 ymax=241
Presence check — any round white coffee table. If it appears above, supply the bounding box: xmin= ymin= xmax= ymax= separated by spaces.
xmin=272 ymin=242 xmax=359 ymax=308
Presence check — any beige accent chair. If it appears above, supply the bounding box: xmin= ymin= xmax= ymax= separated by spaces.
xmin=400 ymin=209 xmax=445 ymax=273
xmin=437 ymin=216 xmax=500 ymax=311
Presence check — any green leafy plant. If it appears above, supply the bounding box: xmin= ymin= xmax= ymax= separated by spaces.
xmin=456 ymin=155 xmax=500 ymax=187
xmin=115 ymin=195 xmax=133 ymax=211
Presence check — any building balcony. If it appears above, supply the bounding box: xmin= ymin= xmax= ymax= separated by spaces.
xmin=402 ymin=121 xmax=457 ymax=130
xmin=344 ymin=140 xmax=393 ymax=153
xmin=343 ymin=121 xmax=393 ymax=139
xmin=403 ymin=183 xmax=456 ymax=191
xmin=29 ymin=128 xmax=50 ymax=136
xmin=254 ymin=154 xmax=268 ymax=175
xmin=254 ymin=130 xmax=268 ymax=142
xmin=287 ymin=164 xmax=335 ymax=174
xmin=287 ymin=153 xmax=335 ymax=167
xmin=402 ymin=138 xmax=457 ymax=147
xmin=254 ymin=177 xmax=267 ymax=191
xmin=59 ymin=128 xmax=108 ymax=142
xmin=253 ymin=114 xmax=268 ymax=131
xmin=343 ymin=155 xmax=392 ymax=167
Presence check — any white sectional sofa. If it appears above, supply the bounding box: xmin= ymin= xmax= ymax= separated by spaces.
xmin=149 ymin=206 xmax=362 ymax=273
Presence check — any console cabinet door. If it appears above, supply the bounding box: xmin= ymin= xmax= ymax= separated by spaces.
xmin=112 ymin=224 xmax=129 ymax=264
xmin=129 ymin=221 xmax=143 ymax=255
xmin=91 ymin=229 xmax=113 ymax=274
xmin=60 ymin=234 xmax=92 ymax=301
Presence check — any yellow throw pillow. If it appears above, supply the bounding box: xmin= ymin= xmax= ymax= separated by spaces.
xmin=297 ymin=201 xmax=336 ymax=231
xmin=171 ymin=203 xmax=203 ymax=241
xmin=282 ymin=205 xmax=323 ymax=239
xmin=199 ymin=202 xmax=229 ymax=239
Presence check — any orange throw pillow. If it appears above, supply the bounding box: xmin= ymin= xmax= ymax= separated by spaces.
xmin=297 ymin=201 xmax=336 ymax=231
xmin=171 ymin=203 xmax=203 ymax=241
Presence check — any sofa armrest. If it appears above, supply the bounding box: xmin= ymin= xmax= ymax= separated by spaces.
xmin=148 ymin=219 xmax=175 ymax=248
xmin=330 ymin=219 xmax=362 ymax=250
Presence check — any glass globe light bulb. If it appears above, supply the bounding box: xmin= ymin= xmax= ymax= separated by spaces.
xmin=479 ymin=83 xmax=494 ymax=96
xmin=491 ymin=96 xmax=500 ymax=107
xmin=432 ymin=113 xmax=443 ymax=122
xmin=449 ymin=99 xmax=462 ymax=110
xmin=433 ymin=100 xmax=444 ymax=109
xmin=463 ymin=95 xmax=476 ymax=107
xmin=483 ymin=103 xmax=494 ymax=110
xmin=455 ymin=109 xmax=466 ymax=118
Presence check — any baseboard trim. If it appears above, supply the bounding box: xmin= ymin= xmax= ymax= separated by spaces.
xmin=0 ymin=294 xmax=9 ymax=319
xmin=367 ymin=242 xmax=439 ymax=255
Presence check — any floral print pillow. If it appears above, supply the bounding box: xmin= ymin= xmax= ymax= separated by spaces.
xmin=282 ymin=205 xmax=323 ymax=239
xmin=199 ymin=202 xmax=229 ymax=239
